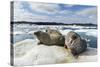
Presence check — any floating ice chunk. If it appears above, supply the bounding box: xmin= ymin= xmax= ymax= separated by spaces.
xmin=75 ymin=29 xmax=97 ymax=37
xmin=28 ymin=31 xmax=36 ymax=34
xmin=75 ymin=29 xmax=88 ymax=33
xmin=86 ymin=30 xmax=97 ymax=37
xmin=11 ymin=31 xmax=26 ymax=35
xmin=60 ymin=29 xmax=72 ymax=35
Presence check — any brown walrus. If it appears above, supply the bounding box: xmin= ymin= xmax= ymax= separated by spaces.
xmin=64 ymin=31 xmax=87 ymax=56
xmin=34 ymin=29 xmax=65 ymax=46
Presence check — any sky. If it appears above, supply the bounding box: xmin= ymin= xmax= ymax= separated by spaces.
xmin=13 ymin=1 xmax=97 ymax=24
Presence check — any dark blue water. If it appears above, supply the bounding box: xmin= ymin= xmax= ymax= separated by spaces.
xmin=12 ymin=34 xmax=34 ymax=44
xmin=77 ymin=32 xmax=97 ymax=48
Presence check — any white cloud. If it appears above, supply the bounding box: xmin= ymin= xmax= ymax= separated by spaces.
xmin=76 ymin=7 xmax=97 ymax=24
xmin=13 ymin=1 xmax=30 ymax=21
xmin=77 ymin=7 xmax=97 ymax=16
xmin=27 ymin=2 xmax=60 ymax=14
xmin=59 ymin=10 xmax=73 ymax=15
xmin=13 ymin=1 xmax=50 ymax=22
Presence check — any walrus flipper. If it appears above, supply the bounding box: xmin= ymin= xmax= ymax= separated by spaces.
xmin=38 ymin=41 xmax=43 ymax=45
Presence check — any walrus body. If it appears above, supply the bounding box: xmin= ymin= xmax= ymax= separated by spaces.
xmin=34 ymin=29 xmax=65 ymax=46
xmin=65 ymin=31 xmax=87 ymax=56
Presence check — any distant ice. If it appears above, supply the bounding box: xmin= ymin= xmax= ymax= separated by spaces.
xmin=12 ymin=31 xmax=26 ymax=35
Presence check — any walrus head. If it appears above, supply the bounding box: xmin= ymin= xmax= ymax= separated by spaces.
xmin=65 ymin=31 xmax=87 ymax=56
xmin=34 ymin=31 xmax=41 ymax=36
xmin=34 ymin=31 xmax=52 ymax=45
xmin=34 ymin=31 xmax=50 ymax=40
xmin=71 ymin=35 xmax=78 ymax=40
xmin=65 ymin=31 xmax=80 ymax=44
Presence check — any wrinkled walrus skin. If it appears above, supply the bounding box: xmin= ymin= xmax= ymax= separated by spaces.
xmin=65 ymin=31 xmax=87 ymax=56
xmin=34 ymin=30 xmax=65 ymax=46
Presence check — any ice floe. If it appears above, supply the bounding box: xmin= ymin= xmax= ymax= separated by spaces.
xmin=14 ymin=39 xmax=97 ymax=66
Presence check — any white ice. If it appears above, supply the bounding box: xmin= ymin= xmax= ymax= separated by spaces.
xmin=14 ymin=39 xmax=97 ymax=66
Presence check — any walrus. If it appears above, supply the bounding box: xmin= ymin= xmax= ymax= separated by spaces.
xmin=34 ymin=29 xmax=65 ymax=46
xmin=64 ymin=31 xmax=87 ymax=56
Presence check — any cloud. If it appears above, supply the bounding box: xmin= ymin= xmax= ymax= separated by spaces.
xmin=76 ymin=7 xmax=97 ymax=24
xmin=58 ymin=10 xmax=73 ymax=15
xmin=13 ymin=1 xmax=31 ymax=21
xmin=76 ymin=7 xmax=97 ymax=16
xmin=27 ymin=2 xmax=60 ymax=14
xmin=13 ymin=1 xmax=50 ymax=22
xmin=13 ymin=1 xmax=61 ymax=22
xmin=13 ymin=1 xmax=97 ymax=24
